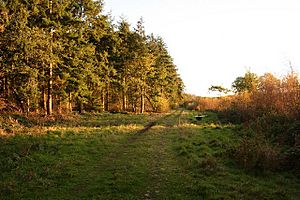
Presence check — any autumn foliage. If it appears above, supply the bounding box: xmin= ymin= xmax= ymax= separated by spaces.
xmin=183 ymin=71 xmax=300 ymax=172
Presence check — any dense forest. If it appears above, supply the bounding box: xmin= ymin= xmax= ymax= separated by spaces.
xmin=0 ymin=0 xmax=184 ymax=115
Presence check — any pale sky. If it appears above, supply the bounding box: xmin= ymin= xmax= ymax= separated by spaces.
xmin=104 ymin=0 xmax=300 ymax=96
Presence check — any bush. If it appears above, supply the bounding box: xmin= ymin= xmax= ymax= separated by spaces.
xmin=220 ymin=109 xmax=245 ymax=124
xmin=198 ymin=155 xmax=220 ymax=175
xmin=252 ymin=115 xmax=300 ymax=146
xmin=154 ymin=97 xmax=170 ymax=113
xmin=235 ymin=137 xmax=280 ymax=173
xmin=285 ymin=121 xmax=300 ymax=146
xmin=281 ymin=146 xmax=300 ymax=172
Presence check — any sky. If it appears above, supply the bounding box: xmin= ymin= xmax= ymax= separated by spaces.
xmin=104 ymin=0 xmax=300 ymax=96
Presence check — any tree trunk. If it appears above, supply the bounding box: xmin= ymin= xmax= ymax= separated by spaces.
xmin=132 ymin=103 xmax=136 ymax=113
xmin=47 ymin=62 xmax=53 ymax=115
xmin=122 ymin=92 xmax=127 ymax=111
xmin=68 ymin=92 xmax=72 ymax=113
xmin=140 ymin=87 xmax=145 ymax=114
xmin=26 ymin=98 xmax=30 ymax=116
xmin=101 ymin=90 xmax=105 ymax=112
xmin=47 ymin=0 xmax=53 ymax=116
xmin=145 ymin=94 xmax=155 ymax=111
xmin=57 ymin=95 xmax=62 ymax=114
xmin=79 ymin=100 xmax=83 ymax=114
xmin=105 ymin=83 xmax=110 ymax=111
xmin=122 ymin=77 xmax=127 ymax=111
xmin=4 ymin=77 xmax=8 ymax=98
xmin=43 ymin=87 xmax=47 ymax=115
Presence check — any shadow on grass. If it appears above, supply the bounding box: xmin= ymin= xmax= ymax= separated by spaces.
xmin=0 ymin=111 xmax=299 ymax=200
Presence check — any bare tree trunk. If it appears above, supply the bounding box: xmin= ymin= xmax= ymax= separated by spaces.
xmin=57 ymin=96 xmax=62 ymax=114
xmin=145 ymin=94 xmax=155 ymax=111
xmin=101 ymin=90 xmax=105 ymax=112
xmin=47 ymin=0 xmax=53 ymax=115
xmin=41 ymin=65 xmax=47 ymax=114
xmin=26 ymin=98 xmax=30 ymax=116
xmin=68 ymin=92 xmax=72 ymax=113
xmin=140 ymin=87 xmax=145 ymax=114
xmin=4 ymin=77 xmax=8 ymax=98
xmin=122 ymin=77 xmax=127 ymax=111
xmin=79 ymin=101 xmax=83 ymax=114
xmin=122 ymin=92 xmax=127 ymax=111
xmin=132 ymin=103 xmax=136 ymax=113
xmin=43 ymin=88 xmax=47 ymax=115
xmin=105 ymin=83 xmax=110 ymax=111
xmin=47 ymin=61 xmax=53 ymax=115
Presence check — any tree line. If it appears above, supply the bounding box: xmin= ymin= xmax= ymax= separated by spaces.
xmin=0 ymin=0 xmax=184 ymax=115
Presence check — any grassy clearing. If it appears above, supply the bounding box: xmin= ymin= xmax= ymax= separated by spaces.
xmin=172 ymin=125 xmax=300 ymax=199
xmin=0 ymin=111 xmax=299 ymax=199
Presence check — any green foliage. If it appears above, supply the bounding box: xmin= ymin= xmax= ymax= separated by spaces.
xmin=235 ymin=136 xmax=281 ymax=173
xmin=232 ymin=71 xmax=258 ymax=93
xmin=0 ymin=0 xmax=183 ymax=115
xmin=209 ymin=85 xmax=231 ymax=94
xmin=153 ymin=96 xmax=170 ymax=113
xmin=0 ymin=111 xmax=299 ymax=199
xmin=282 ymin=146 xmax=300 ymax=172
xmin=205 ymin=70 xmax=300 ymax=173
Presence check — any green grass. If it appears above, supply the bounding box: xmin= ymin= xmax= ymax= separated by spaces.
xmin=0 ymin=111 xmax=299 ymax=199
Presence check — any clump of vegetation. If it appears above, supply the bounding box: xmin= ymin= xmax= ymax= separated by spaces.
xmin=182 ymin=70 xmax=300 ymax=173
xmin=181 ymin=94 xmax=233 ymax=112
xmin=153 ymin=97 xmax=170 ymax=113
xmin=281 ymin=146 xmax=300 ymax=172
xmin=235 ymin=136 xmax=281 ymax=173
xmin=198 ymin=154 xmax=220 ymax=175
xmin=0 ymin=115 xmax=24 ymax=135
xmin=171 ymin=112 xmax=300 ymax=199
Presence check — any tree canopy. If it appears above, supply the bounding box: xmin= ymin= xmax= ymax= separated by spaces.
xmin=0 ymin=0 xmax=184 ymax=114
xmin=232 ymin=71 xmax=258 ymax=93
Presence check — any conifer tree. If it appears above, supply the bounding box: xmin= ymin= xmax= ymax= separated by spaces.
xmin=0 ymin=0 xmax=184 ymax=114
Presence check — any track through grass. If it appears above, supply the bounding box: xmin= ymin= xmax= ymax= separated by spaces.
xmin=1 ymin=110 xmax=299 ymax=199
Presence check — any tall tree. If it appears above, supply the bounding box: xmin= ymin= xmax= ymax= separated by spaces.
xmin=0 ymin=0 xmax=184 ymax=114
xmin=232 ymin=71 xmax=258 ymax=93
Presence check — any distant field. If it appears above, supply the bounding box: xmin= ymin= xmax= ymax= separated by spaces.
xmin=0 ymin=111 xmax=299 ymax=199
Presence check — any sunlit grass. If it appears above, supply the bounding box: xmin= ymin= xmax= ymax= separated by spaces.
xmin=0 ymin=111 xmax=299 ymax=199
xmin=171 ymin=113 xmax=300 ymax=200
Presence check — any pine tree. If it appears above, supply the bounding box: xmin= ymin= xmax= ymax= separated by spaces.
xmin=0 ymin=0 xmax=183 ymax=114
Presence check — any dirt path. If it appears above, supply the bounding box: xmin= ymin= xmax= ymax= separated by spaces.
xmin=136 ymin=110 xmax=194 ymax=199
xmin=128 ymin=110 xmax=180 ymax=142
xmin=100 ymin=109 xmax=191 ymax=199
xmin=70 ymin=110 xmax=188 ymax=198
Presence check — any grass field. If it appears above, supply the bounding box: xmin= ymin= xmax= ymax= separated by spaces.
xmin=1 ymin=111 xmax=299 ymax=199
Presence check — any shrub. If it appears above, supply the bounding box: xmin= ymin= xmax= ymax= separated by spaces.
xmin=285 ymin=121 xmax=300 ymax=146
xmin=221 ymin=109 xmax=245 ymax=124
xmin=235 ymin=136 xmax=280 ymax=173
xmin=198 ymin=155 xmax=220 ymax=175
xmin=281 ymin=146 xmax=300 ymax=172
xmin=154 ymin=97 xmax=170 ymax=113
